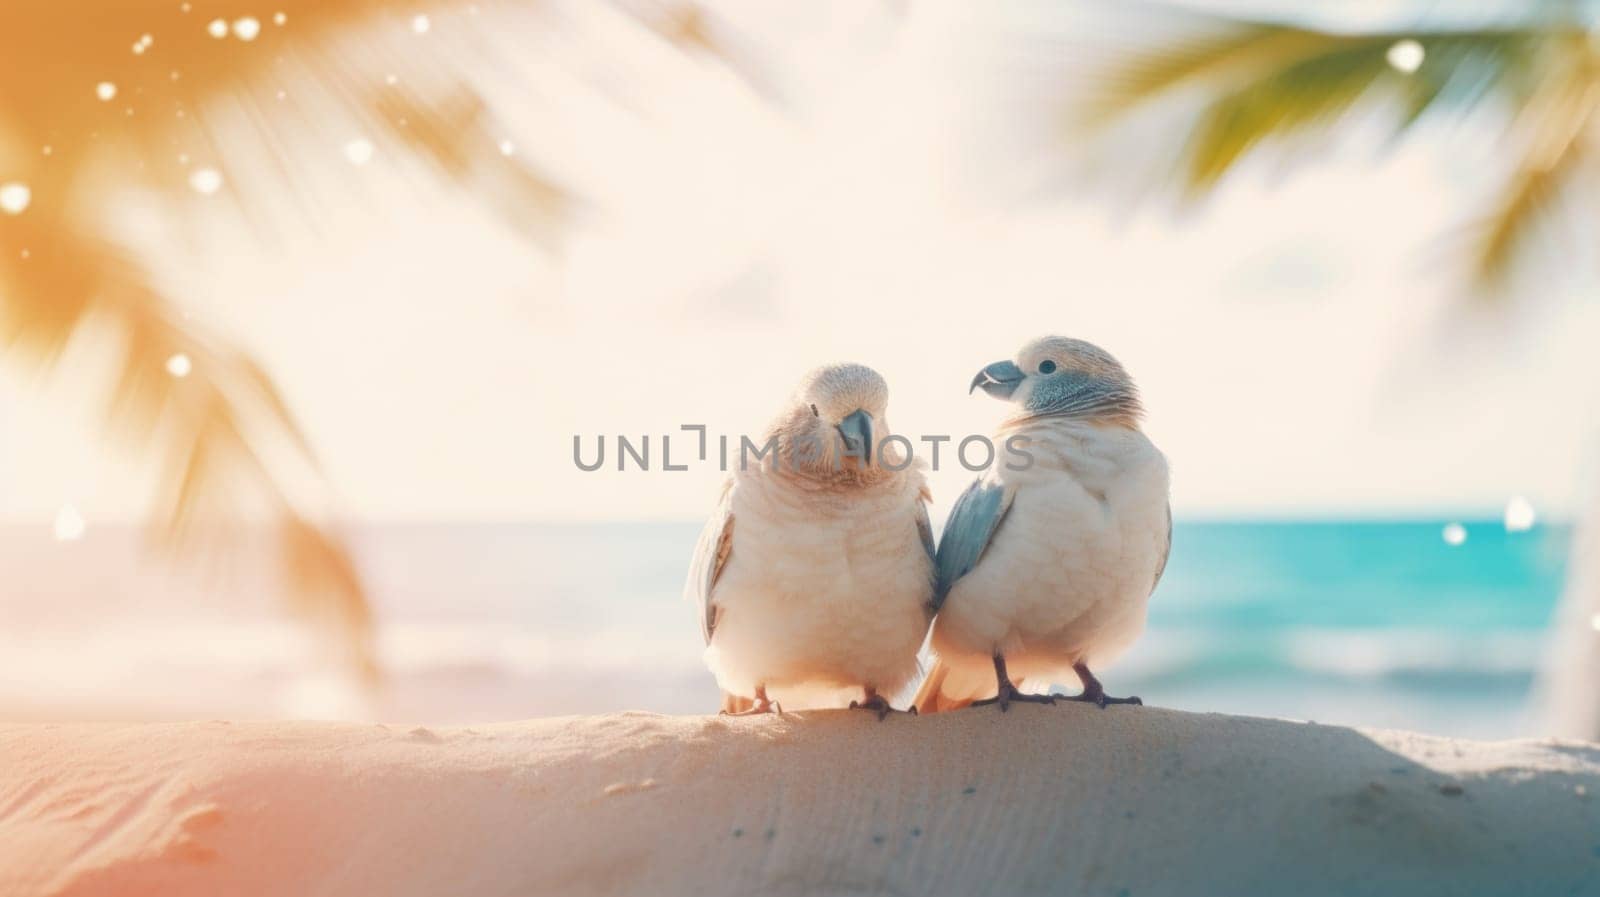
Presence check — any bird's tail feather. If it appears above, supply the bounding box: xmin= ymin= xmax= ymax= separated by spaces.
xmin=912 ymin=656 xmax=978 ymax=714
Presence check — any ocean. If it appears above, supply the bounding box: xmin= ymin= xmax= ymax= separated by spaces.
xmin=0 ymin=520 xmax=1570 ymax=739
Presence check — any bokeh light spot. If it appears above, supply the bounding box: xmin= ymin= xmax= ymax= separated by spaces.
xmin=0 ymin=183 xmax=32 ymax=215
xmin=1386 ymin=39 xmax=1424 ymax=73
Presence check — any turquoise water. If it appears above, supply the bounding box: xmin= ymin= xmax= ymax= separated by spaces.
xmin=1160 ymin=520 xmax=1566 ymax=631
xmin=0 ymin=520 xmax=1571 ymax=736
xmin=1133 ymin=520 xmax=1568 ymax=737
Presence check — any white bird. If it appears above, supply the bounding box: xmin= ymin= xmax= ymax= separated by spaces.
xmin=913 ymin=336 xmax=1170 ymax=712
xmin=686 ymin=363 xmax=936 ymax=718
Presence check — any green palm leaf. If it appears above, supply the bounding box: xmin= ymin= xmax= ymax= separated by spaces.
xmin=1080 ymin=5 xmax=1589 ymax=289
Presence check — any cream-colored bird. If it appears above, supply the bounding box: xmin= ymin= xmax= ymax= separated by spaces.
xmin=686 ymin=363 xmax=935 ymax=718
xmin=914 ymin=336 xmax=1170 ymax=712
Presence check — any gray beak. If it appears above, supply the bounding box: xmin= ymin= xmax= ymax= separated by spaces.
xmin=970 ymin=360 xmax=1024 ymax=399
xmin=836 ymin=409 xmax=874 ymax=465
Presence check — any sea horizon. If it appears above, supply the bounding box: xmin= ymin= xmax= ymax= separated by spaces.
xmin=0 ymin=518 xmax=1570 ymax=739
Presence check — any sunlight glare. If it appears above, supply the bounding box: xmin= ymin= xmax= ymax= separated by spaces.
xmin=411 ymin=14 xmax=431 ymax=34
xmin=343 ymin=138 xmax=376 ymax=166
xmin=95 ymin=81 xmax=117 ymax=101
xmin=0 ymin=183 xmax=31 ymax=215
xmin=1386 ymin=39 xmax=1424 ymax=73
xmin=188 ymin=167 xmax=223 ymax=195
xmin=53 ymin=505 xmax=86 ymax=542
xmin=1441 ymin=522 xmax=1467 ymax=546
xmin=1504 ymin=496 xmax=1536 ymax=532
xmin=166 ymin=353 xmax=193 ymax=378
xmin=207 ymin=18 xmax=228 ymax=39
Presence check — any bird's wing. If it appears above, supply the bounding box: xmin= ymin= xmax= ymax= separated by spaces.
xmin=685 ymin=478 xmax=736 ymax=645
xmin=1151 ymin=502 xmax=1172 ymax=594
xmin=915 ymin=483 xmax=936 ymax=565
xmin=932 ymin=477 xmax=1014 ymax=613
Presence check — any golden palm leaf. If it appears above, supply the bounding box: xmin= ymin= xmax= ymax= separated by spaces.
xmin=1463 ymin=48 xmax=1600 ymax=289
xmin=0 ymin=0 xmax=751 ymax=682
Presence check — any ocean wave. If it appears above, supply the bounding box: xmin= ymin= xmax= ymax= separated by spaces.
xmin=1121 ymin=627 xmax=1544 ymax=687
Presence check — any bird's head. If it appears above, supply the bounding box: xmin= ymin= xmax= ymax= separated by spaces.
xmin=970 ymin=336 xmax=1143 ymax=428
xmin=772 ymin=362 xmax=892 ymax=478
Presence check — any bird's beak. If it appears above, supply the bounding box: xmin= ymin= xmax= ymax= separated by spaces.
xmin=970 ymin=360 xmax=1025 ymax=400
xmin=836 ymin=409 xmax=874 ymax=465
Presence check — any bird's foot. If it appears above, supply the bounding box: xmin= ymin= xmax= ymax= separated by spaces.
xmin=849 ymin=693 xmax=907 ymax=722
xmin=1065 ymin=663 xmax=1142 ymax=709
xmin=1059 ymin=685 xmax=1141 ymax=709
xmin=720 ymin=696 xmax=783 ymax=717
xmin=970 ymin=680 xmax=1057 ymax=712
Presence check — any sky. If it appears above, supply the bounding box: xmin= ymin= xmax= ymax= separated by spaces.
xmin=2 ymin=0 xmax=1598 ymax=526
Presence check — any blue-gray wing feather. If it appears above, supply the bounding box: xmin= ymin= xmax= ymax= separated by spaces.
xmin=685 ymin=480 xmax=736 ymax=645
xmin=932 ymin=478 xmax=1014 ymax=613
xmin=915 ymin=493 xmax=936 ymax=566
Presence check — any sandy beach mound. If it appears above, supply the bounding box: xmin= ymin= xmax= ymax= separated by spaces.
xmin=2 ymin=707 xmax=1597 ymax=896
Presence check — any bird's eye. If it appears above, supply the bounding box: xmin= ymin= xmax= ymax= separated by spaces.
xmin=810 ymin=404 xmax=819 ymax=417
xmin=1038 ymin=360 xmax=1057 ymax=374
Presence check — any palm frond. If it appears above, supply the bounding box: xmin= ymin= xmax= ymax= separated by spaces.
xmin=0 ymin=0 xmax=768 ymax=683
xmin=1083 ymin=16 xmax=1561 ymax=189
xmin=1463 ymin=54 xmax=1600 ymax=287
xmin=1079 ymin=23 xmax=1323 ymax=127
xmin=621 ymin=1 xmax=788 ymax=103
xmin=1078 ymin=5 xmax=1598 ymax=291
xmin=1467 ymin=155 xmax=1578 ymax=290
xmin=373 ymin=87 xmax=573 ymax=248
xmin=0 ymin=210 xmax=379 ymax=676
xmin=1179 ymin=35 xmax=1399 ymax=191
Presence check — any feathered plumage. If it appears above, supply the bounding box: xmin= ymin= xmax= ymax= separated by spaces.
xmin=687 ymin=363 xmax=935 ymax=716
xmin=915 ymin=337 xmax=1170 ymax=713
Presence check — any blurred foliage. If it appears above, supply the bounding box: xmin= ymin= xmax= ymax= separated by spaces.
xmin=0 ymin=0 xmax=756 ymax=681
xmin=1080 ymin=3 xmax=1595 ymax=291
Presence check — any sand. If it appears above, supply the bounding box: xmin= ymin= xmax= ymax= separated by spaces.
xmin=2 ymin=707 xmax=1597 ymax=896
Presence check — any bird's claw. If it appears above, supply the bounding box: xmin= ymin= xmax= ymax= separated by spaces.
xmin=971 ymin=683 xmax=1058 ymax=712
xmin=721 ymin=699 xmax=783 ymax=717
xmin=1060 ymin=689 xmax=1142 ymax=709
xmin=849 ymin=694 xmax=903 ymax=721
xmin=974 ymin=657 xmax=1142 ymax=712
